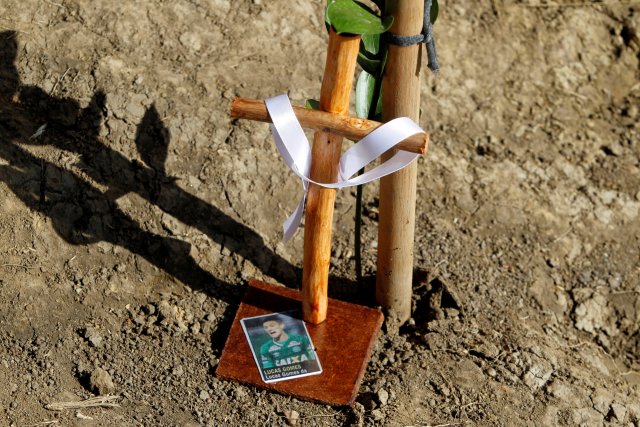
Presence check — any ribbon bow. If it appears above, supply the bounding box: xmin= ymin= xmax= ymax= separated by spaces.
xmin=265 ymin=94 xmax=424 ymax=241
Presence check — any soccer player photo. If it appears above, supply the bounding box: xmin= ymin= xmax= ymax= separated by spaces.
xmin=240 ymin=311 xmax=322 ymax=383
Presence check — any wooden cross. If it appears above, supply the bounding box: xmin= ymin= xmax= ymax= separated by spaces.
xmin=229 ymin=29 xmax=428 ymax=325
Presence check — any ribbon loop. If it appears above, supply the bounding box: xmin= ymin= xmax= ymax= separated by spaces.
xmin=265 ymin=94 xmax=424 ymax=240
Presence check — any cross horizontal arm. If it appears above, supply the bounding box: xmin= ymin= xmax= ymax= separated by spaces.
xmin=230 ymin=97 xmax=428 ymax=155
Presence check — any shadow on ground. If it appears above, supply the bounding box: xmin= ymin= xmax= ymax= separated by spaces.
xmin=0 ymin=30 xmax=300 ymax=304
xmin=0 ymin=31 xmax=366 ymax=317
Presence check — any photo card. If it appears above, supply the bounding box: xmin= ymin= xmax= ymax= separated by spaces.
xmin=240 ymin=310 xmax=322 ymax=383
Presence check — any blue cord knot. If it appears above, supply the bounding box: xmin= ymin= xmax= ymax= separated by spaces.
xmin=385 ymin=0 xmax=439 ymax=73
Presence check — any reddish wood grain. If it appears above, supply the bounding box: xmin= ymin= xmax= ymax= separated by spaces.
xmin=230 ymin=97 xmax=428 ymax=154
xmin=302 ymin=29 xmax=360 ymax=324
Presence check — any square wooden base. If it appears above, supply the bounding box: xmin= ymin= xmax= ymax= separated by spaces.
xmin=216 ymin=279 xmax=383 ymax=406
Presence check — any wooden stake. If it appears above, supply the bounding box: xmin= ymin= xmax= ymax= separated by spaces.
xmin=376 ymin=0 xmax=423 ymax=328
xmin=303 ymin=29 xmax=360 ymax=324
xmin=230 ymin=97 xmax=429 ymax=154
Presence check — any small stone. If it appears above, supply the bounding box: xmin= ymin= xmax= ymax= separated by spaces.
xmin=196 ymin=293 xmax=207 ymax=304
xmin=76 ymin=412 xmax=93 ymax=420
xmin=474 ymin=341 xmax=500 ymax=359
xmin=599 ymin=190 xmax=618 ymax=205
xmin=234 ymin=386 xmax=247 ymax=399
xmin=145 ymin=304 xmax=156 ymax=315
xmin=157 ymin=300 xmax=178 ymax=325
xmin=283 ymin=409 xmax=299 ymax=426
xmin=190 ymin=322 xmax=201 ymax=334
xmin=172 ymin=365 xmax=184 ymax=377
xmin=199 ymin=390 xmax=210 ymax=400
xmin=522 ymin=364 xmax=552 ymax=391
xmin=546 ymin=381 xmax=573 ymax=400
xmin=626 ymin=402 xmax=640 ymax=421
xmin=89 ymin=367 xmax=115 ymax=395
xmin=84 ymin=327 xmax=102 ymax=348
xmin=377 ymin=389 xmax=389 ymax=406
xmin=573 ymin=291 xmax=610 ymax=334
xmin=179 ymin=32 xmax=202 ymax=51
xmin=371 ymin=409 xmax=385 ymax=421
xmin=610 ymin=403 xmax=627 ymax=422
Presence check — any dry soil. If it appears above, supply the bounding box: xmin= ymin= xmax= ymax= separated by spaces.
xmin=0 ymin=0 xmax=639 ymax=426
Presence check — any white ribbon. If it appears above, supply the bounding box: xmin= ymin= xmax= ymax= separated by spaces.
xmin=265 ymin=94 xmax=424 ymax=241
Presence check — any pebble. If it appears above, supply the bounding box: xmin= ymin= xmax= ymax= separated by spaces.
xmin=90 ymin=367 xmax=115 ymax=395
xmin=172 ymin=365 xmax=184 ymax=377
xmin=371 ymin=409 xmax=385 ymax=421
xmin=84 ymin=327 xmax=103 ymax=348
xmin=283 ymin=409 xmax=299 ymax=426
xmin=522 ymin=364 xmax=553 ymax=391
xmin=179 ymin=32 xmax=202 ymax=51
xmin=591 ymin=388 xmax=614 ymax=415
xmin=626 ymin=403 xmax=640 ymax=421
xmin=377 ymin=389 xmax=389 ymax=406
xmin=199 ymin=390 xmax=210 ymax=400
xmin=234 ymin=386 xmax=247 ymax=399
xmin=145 ymin=304 xmax=156 ymax=315
xmin=573 ymin=291 xmax=609 ymax=334
xmin=610 ymin=403 xmax=627 ymax=422
xmin=158 ymin=300 xmax=179 ymax=324
xmin=626 ymin=104 xmax=638 ymax=118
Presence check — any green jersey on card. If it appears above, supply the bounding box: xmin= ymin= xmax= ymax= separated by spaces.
xmin=259 ymin=334 xmax=315 ymax=369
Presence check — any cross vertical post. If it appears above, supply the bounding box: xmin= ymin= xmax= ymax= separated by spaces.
xmin=302 ymin=29 xmax=360 ymax=324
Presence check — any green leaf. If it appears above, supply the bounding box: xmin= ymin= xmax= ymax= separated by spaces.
xmin=355 ymin=70 xmax=376 ymax=119
xmin=361 ymin=33 xmax=380 ymax=55
xmin=325 ymin=0 xmax=335 ymax=29
xmin=304 ymin=99 xmax=320 ymax=110
xmin=327 ymin=0 xmax=393 ymax=35
xmin=430 ymin=0 xmax=439 ymax=24
xmin=357 ymin=51 xmax=381 ymax=76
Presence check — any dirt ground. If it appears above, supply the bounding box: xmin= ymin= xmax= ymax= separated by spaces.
xmin=0 ymin=0 xmax=639 ymax=426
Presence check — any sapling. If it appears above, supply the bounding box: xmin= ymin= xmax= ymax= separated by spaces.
xmin=312 ymin=0 xmax=439 ymax=287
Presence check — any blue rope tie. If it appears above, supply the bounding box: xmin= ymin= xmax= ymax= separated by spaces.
xmin=385 ymin=0 xmax=439 ymax=73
